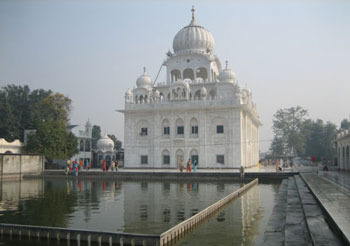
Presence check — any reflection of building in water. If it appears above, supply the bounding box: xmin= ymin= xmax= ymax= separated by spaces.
xmin=122 ymin=182 xmax=236 ymax=233
xmin=241 ymin=185 xmax=262 ymax=242
xmin=180 ymin=184 xmax=262 ymax=246
xmin=0 ymin=179 xmax=44 ymax=212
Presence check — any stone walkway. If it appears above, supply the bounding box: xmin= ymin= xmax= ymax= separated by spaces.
xmin=301 ymin=172 xmax=350 ymax=244
xmin=262 ymin=175 xmax=343 ymax=245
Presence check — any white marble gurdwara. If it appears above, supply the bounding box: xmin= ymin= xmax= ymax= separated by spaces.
xmin=118 ymin=8 xmax=262 ymax=169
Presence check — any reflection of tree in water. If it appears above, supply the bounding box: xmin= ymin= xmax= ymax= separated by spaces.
xmin=0 ymin=182 xmax=78 ymax=227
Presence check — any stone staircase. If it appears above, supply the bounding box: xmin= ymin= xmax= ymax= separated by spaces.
xmin=262 ymin=175 xmax=343 ymax=246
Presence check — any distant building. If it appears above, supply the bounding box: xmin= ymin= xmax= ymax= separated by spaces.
xmin=118 ymin=7 xmax=261 ymax=169
xmin=68 ymin=120 xmax=93 ymax=164
xmin=95 ymin=134 xmax=115 ymax=166
xmin=335 ymin=129 xmax=350 ymax=171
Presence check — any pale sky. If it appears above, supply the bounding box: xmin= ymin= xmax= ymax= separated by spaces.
xmin=0 ymin=0 xmax=349 ymax=151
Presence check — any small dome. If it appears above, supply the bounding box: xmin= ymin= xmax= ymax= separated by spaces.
xmin=97 ymin=134 xmax=114 ymax=152
xmin=219 ymin=62 xmax=236 ymax=83
xmin=136 ymin=68 xmax=152 ymax=89
xmin=125 ymin=89 xmax=132 ymax=97
xmin=154 ymin=90 xmax=160 ymax=98
xmin=173 ymin=8 xmax=215 ymax=54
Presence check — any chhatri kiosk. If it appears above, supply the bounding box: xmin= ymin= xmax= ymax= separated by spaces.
xmin=119 ymin=7 xmax=262 ymax=169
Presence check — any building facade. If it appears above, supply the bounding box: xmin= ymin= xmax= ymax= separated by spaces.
xmin=335 ymin=129 xmax=350 ymax=171
xmin=69 ymin=120 xmax=93 ymax=163
xmin=119 ymin=8 xmax=261 ymax=169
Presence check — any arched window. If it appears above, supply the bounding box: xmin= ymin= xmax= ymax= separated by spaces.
xmin=85 ymin=140 xmax=90 ymax=151
xmin=190 ymin=118 xmax=198 ymax=136
xmin=176 ymin=118 xmax=184 ymax=136
xmin=183 ymin=68 xmax=194 ymax=80
xmin=194 ymin=90 xmax=201 ymax=100
xmin=171 ymin=69 xmax=181 ymax=82
xmin=196 ymin=67 xmax=208 ymax=81
xmin=135 ymin=95 xmax=139 ymax=104
xmin=209 ymin=89 xmax=216 ymax=100
xmin=167 ymin=93 xmax=170 ymax=101
xmin=162 ymin=119 xmax=170 ymax=136
xmin=80 ymin=140 xmax=84 ymax=151
xmin=162 ymin=149 xmax=170 ymax=165
xmin=160 ymin=92 xmax=164 ymax=101
xmin=176 ymin=149 xmax=184 ymax=168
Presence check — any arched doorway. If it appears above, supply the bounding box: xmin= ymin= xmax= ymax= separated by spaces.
xmin=176 ymin=149 xmax=184 ymax=168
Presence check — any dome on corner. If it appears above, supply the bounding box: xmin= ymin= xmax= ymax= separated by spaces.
xmin=219 ymin=69 xmax=236 ymax=83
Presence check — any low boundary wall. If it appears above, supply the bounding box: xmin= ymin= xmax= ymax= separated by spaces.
xmin=29 ymin=170 xmax=295 ymax=181
xmin=0 ymin=223 xmax=160 ymax=246
xmin=159 ymin=178 xmax=259 ymax=246
xmin=0 ymin=154 xmax=44 ymax=179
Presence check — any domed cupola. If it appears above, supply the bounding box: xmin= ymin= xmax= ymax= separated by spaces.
xmin=97 ymin=134 xmax=114 ymax=153
xmin=136 ymin=67 xmax=152 ymax=89
xmin=173 ymin=6 xmax=215 ymax=55
xmin=219 ymin=61 xmax=236 ymax=83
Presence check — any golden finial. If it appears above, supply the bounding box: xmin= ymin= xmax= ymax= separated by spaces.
xmin=225 ymin=61 xmax=228 ymax=69
xmin=143 ymin=66 xmax=146 ymax=74
xmin=191 ymin=6 xmax=195 ymax=20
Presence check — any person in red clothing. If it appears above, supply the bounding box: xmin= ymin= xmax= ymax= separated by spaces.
xmin=102 ymin=160 xmax=107 ymax=172
xmin=79 ymin=159 xmax=83 ymax=170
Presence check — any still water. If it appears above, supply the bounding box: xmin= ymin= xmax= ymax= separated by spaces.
xmin=0 ymin=179 xmax=279 ymax=245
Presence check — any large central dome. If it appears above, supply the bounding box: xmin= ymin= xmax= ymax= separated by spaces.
xmin=173 ymin=8 xmax=215 ymax=55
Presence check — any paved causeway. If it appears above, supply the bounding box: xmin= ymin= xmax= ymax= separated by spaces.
xmin=301 ymin=172 xmax=350 ymax=244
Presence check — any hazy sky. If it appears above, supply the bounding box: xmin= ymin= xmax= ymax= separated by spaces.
xmin=0 ymin=0 xmax=349 ymax=151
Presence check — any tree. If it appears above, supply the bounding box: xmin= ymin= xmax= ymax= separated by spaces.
xmin=303 ymin=120 xmax=337 ymax=160
xmin=91 ymin=125 xmax=101 ymax=149
xmin=0 ymin=85 xmax=52 ymax=141
xmin=271 ymin=106 xmax=308 ymax=156
xmin=340 ymin=119 xmax=350 ymax=130
xmin=108 ymin=134 xmax=122 ymax=150
xmin=24 ymin=120 xmax=79 ymax=162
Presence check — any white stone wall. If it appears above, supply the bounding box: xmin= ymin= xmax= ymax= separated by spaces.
xmin=336 ymin=131 xmax=350 ymax=171
xmin=123 ymin=102 xmax=259 ymax=169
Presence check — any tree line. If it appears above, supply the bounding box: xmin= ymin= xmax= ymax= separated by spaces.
xmin=270 ymin=106 xmax=348 ymax=160
xmin=0 ymin=84 xmax=122 ymax=163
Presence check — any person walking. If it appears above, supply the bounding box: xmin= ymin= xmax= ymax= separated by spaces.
xmin=84 ymin=159 xmax=89 ymax=170
xmin=116 ymin=160 xmax=119 ymax=171
xmin=179 ymin=159 xmax=184 ymax=172
xmin=193 ymin=160 xmax=197 ymax=172
xmin=102 ymin=160 xmax=107 ymax=172
xmin=79 ymin=159 xmax=83 ymax=170
xmin=187 ymin=159 xmax=192 ymax=172
xmin=66 ymin=159 xmax=71 ymax=175
xmin=73 ymin=161 xmax=79 ymax=176
xmin=111 ymin=160 xmax=115 ymax=171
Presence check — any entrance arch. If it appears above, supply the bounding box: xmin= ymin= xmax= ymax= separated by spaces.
xmin=176 ymin=149 xmax=184 ymax=168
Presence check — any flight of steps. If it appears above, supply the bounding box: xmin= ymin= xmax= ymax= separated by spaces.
xmin=262 ymin=175 xmax=343 ymax=246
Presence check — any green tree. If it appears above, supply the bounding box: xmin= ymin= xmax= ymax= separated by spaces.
xmin=303 ymin=120 xmax=337 ymax=160
xmin=271 ymin=106 xmax=308 ymax=156
xmin=24 ymin=120 xmax=79 ymax=162
xmin=108 ymin=134 xmax=122 ymax=150
xmin=340 ymin=119 xmax=350 ymax=130
xmin=91 ymin=125 xmax=101 ymax=149
xmin=0 ymin=85 xmax=52 ymax=141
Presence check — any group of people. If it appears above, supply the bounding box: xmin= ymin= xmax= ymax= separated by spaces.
xmin=179 ymin=159 xmax=198 ymax=172
xmin=66 ymin=159 xmax=91 ymax=176
xmin=101 ymin=159 xmax=119 ymax=172
xmin=257 ymin=158 xmax=293 ymax=172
